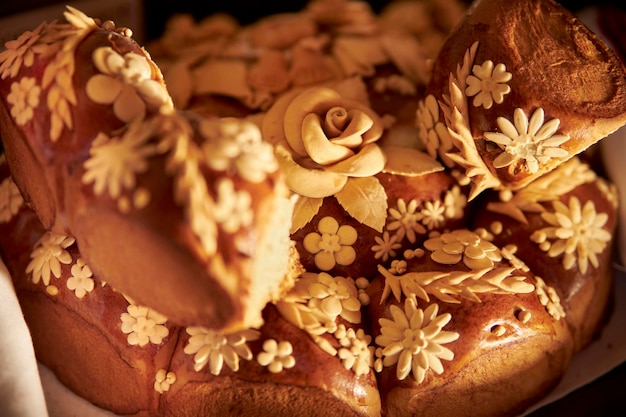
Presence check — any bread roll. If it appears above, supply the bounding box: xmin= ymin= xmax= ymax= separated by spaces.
xmin=0 ymin=8 xmax=298 ymax=331
xmin=358 ymin=156 xmax=617 ymax=417
xmin=418 ymin=0 xmax=626 ymax=198
xmin=0 ymin=7 xmax=171 ymax=231
xmin=367 ymin=251 xmax=574 ymax=417
xmin=471 ymin=157 xmax=619 ymax=351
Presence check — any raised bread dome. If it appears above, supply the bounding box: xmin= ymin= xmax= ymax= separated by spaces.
xmin=419 ymin=0 xmax=626 ymax=198
xmin=0 ymin=7 xmax=172 ymax=231
xmin=68 ymin=110 xmax=299 ymax=331
xmin=364 ymin=156 xmax=618 ymax=417
xmin=0 ymin=7 xmax=299 ymax=331
xmin=366 ymin=242 xmax=574 ymax=417
xmin=471 ymin=157 xmax=619 ymax=352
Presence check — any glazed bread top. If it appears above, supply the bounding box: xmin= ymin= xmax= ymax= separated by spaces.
xmin=0 ymin=8 xmax=298 ymax=331
xmin=420 ymin=0 xmax=626 ymax=197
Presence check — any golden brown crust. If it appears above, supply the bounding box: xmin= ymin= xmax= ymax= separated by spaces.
xmin=163 ymin=305 xmax=380 ymax=417
xmin=0 ymin=174 xmax=379 ymax=416
xmin=470 ymin=158 xmax=619 ymax=350
xmin=363 ymin=224 xmax=579 ymax=417
xmin=421 ymin=0 xmax=626 ymax=195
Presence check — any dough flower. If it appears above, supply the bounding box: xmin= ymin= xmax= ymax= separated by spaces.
xmin=265 ymin=86 xmax=386 ymax=198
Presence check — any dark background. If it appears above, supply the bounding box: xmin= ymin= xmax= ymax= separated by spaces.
xmin=0 ymin=0 xmax=622 ymax=41
xmin=102 ymin=0 xmax=626 ymax=41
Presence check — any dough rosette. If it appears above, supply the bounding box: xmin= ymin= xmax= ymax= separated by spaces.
xmin=264 ymin=86 xmax=386 ymax=199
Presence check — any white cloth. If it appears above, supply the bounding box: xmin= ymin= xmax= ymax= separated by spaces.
xmin=0 ymin=259 xmax=48 ymax=417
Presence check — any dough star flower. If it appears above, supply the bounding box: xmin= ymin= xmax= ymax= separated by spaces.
xmin=530 ymin=197 xmax=611 ymax=274
xmin=26 ymin=232 xmax=75 ymax=286
xmin=387 ymin=198 xmax=426 ymax=243
xmin=465 ymin=60 xmax=512 ymax=109
xmin=372 ymin=231 xmax=402 ymax=262
xmin=420 ymin=200 xmax=446 ymax=230
xmin=82 ymin=122 xmax=158 ymax=199
xmin=375 ymin=299 xmax=459 ymax=383
xmin=484 ymin=108 xmax=569 ymax=174
xmin=183 ymin=326 xmax=260 ymax=374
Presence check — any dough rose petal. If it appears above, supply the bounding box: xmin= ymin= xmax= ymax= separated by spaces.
xmin=325 ymin=143 xmax=386 ymax=177
xmin=328 ymin=109 xmax=370 ymax=148
xmin=284 ymin=87 xmax=343 ymax=156
xmin=303 ymin=113 xmax=355 ymax=165
xmin=352 ymin=109 xmax=384 ymax=145
xmin=275 ymin=145 xmax=348 ymax=198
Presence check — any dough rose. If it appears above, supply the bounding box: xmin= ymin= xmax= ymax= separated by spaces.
xmin=264 ymin=86 xmax=386 ymax=198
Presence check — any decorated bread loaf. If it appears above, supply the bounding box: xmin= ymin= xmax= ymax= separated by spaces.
xmin=0 ymin=8 xmax=299 ymax=331
xmin=0 ymin=153 xmax=618 ymax=417
xmin=0 ymin=0 xmax=624 ymax=416
xmin=0 ymin=7 xmax=172 ymax=231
